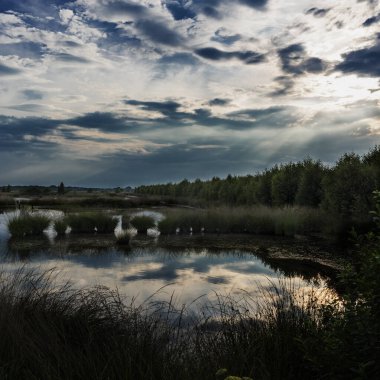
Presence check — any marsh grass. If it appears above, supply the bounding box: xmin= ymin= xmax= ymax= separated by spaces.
xmin=130 ymin=215 xmax=156 ymax=233
xmin=7 ymin=213 xmax=50 ymax=238
xmin=64 ymin=212 xmax=118 ymax=233
xmin=158 ymin=207 xmax=326 ymax=237
xmin=0 ymin=268 xmax=328 ymax=380
xmin=54 ymin=218 xmax=68 ymax=235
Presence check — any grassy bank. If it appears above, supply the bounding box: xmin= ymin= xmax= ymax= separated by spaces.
xmin=158 ymin=207 xmax=328 ymax=237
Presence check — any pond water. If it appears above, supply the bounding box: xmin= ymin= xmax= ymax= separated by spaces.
xmin=0 ymin=210 xmax=333 ymax=309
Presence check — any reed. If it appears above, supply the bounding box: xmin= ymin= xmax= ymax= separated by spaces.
xmin=158 ymin=207 xmax=326 ymax=237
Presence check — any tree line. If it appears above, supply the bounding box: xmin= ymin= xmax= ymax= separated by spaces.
xmin=136 ymin=147 xmax=380 ymax=227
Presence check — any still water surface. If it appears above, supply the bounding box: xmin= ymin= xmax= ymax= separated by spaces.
xmin=0 ymin=211 xmax=329 ymax=307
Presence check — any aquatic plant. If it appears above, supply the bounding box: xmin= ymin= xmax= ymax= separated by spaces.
xmin=7 ymin=213 xmax=50 ymax=238
xmin=130 ymin=215 xmax=155 ymax=233
xmin=54 ymin=219 xmax=68 ymax=235
xmin=64 ymin=212 xmax=117 ymax=234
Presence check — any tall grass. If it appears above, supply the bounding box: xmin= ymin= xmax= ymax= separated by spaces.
xmin=7 ymin=213 xmax=50 ymax=238
xmin=158 ymin=207 xmax=326 ymax=237
xmin=64 ymin=212 xmax=118 ymax=233
xmin=130 ymin=215 xmax=156 ymax=233
xmin=54 ymin=218 xmax=68 ymax=235
xmin=0 ymin=269 xmax=328 ymax=380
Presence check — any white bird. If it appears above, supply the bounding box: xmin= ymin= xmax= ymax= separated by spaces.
xmin=176 ymin=227 xmax=180 ymax=234
xmin=189 ymin=227 xmax=193 ymax=234
xmin=147 ymin=227 xmax=160 ymax=237
xmin=201 ymin=227 xmax=205 ymax=233
xmin=94 ymin=226 xmax=98 ymax=232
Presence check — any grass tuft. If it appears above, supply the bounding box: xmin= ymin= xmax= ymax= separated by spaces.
xmin=64 ymin=212 xmax=118 ymax=234
xmin=7 ymin=213 xmax=50 ymax=238
xmin=54 ymin=218 xmax=68 ymax=235
xmin=130 ymin=215 xmax=156 ymax=233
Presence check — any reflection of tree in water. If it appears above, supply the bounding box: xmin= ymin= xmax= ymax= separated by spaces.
xmin=1 ymin=233 xmax=339 ymax=294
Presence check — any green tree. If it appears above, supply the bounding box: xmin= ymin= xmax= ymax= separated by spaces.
xmin=295 ymin=159 xmax=325 ymax=207
xmin=58 ymin=182 xmax=65 ymax=195
xmin=271 ymin=163 xmax=301 ymax=206
xmin=322 ymin=153 xmax=375 ymax=220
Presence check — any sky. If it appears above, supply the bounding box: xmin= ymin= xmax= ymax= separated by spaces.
xmin=0 ymin=0 xmax=379 ymax=187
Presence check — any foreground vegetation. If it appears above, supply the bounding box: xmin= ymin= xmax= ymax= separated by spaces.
xmin=1 ymin=193 xmax=379 ymax=379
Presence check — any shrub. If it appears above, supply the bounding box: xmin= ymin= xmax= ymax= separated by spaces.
xmin=7 ymin=213 xmax=50 ymax=238
xmin=130 ymin=215 xmax=155 ymax=233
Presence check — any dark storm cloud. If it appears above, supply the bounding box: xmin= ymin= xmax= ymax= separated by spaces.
xmin=0 ymin=101 xmax=296 ymax=158
xmin=90 ymin=19 xmax=142 ymax=48
xmin=0 ymin=115 xmax=60 ymax=151
xmin=0 ymin=0 xmax=68 ymax=18
xmin=163 ymin=0 xmax=269 ymax=20
xmin=8 ymin=104 xmax=46 ymax=112
xmin=239 ymin=0 xmax=268 ymax=9
xmin=269 ymin=76 xmax=295 ymax=97
xmin=211 ymin=28 xmax=241 ymax=46
xmin=192 ymin=0 xmax=223 ymax=19
xmin=135 ymin=19 xmax=184 ymax=46
xmin=22 ymin=89 xmax=44 ymax=100
xmin=66 ymin=112 xmax=128 ymax=131
xmin=208 ymin=98 xmax=231 ymax=106
xmin=363 ymin=13 xmax=380 ymax=26
xmin=228 ymin=106 xmax=285 ymax=119
xmin=125 ymin=99 xmax=293 ymax=131
xmin=227 ymin=106 xmax=299 ymax=129
xmin=194 ymin=47 xmax=266 ymax=64
xmin=157 ymin=52 xmax=200 ymax=66
xmin=0 ymin=63 xmax=21 ymax=75
xmin=0 ymin=42 xmax=46 ymax=60
xmin=59 ymin=40 xmax=82 ymax=48
xmin=125 ymin=99 xmax=181 ymax=116
xmin=163 ymin=0 xmax=197 ymax=20
xmin=306 ymin=7 xmax=330 ymax=17
xmin=335 ymin=36 xmax=380 ymax=77
xmin=52 ymin=52 xmax=91 ymax=63
xmin=278 ymin=43 xmax=327 ymax=76
xmin=100 ymin=0 xmax=148 ymax=16
xmin=125 ymin=99 xmax=294 ymax=130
